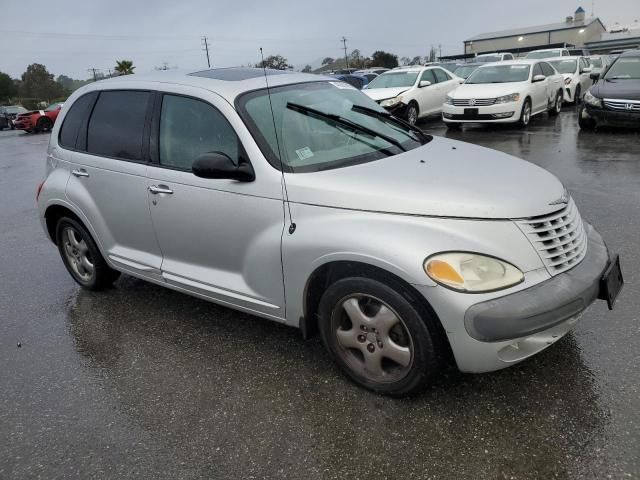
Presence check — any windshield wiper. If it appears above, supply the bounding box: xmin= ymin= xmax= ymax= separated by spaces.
xmin=286 ymin=102 xmax=406 ymax=152
xmin=350 ymin=104 xmax=432 ymax=144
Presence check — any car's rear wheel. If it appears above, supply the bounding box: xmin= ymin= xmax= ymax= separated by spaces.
xmin=517 ymin=99 xmax=531 ymax=128
xmin=549 ymin=91 xmax=563 ymax=116
xmin=318 ymin=277 xmax=444 ymax=396
xmin=55 ymin=217 xmax=120 ymax=290
xmin=406 ymin=102 xmax=419 ymax=126
xmin=36 ymin=117 xmax=53 ymax=133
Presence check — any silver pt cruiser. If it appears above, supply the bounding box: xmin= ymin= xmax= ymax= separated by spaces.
xmin=37 ymin=68 xmax=623 ymax=396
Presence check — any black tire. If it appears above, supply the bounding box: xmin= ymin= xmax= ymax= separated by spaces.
xmin=318 ymin=276 xmax=445 ymax=396
xmin=405 ymin=102 xmax=419 ymax=126
xmin=578 ymin=106 xmax=596 ymax=130
xmin=55 ymin=216 xmax=120 ymax=290
xmin=446 ymin=122 xmax=461 ymax=130
xmin=549 ymin=91 xmax=563 ymax=116
xmin=36 ymin=117 xmax=53 ymax=133
xmin=574 ymin=85 xmax=582 ymax=105
xmin=517 ymin=99 xmax=532 ymax=128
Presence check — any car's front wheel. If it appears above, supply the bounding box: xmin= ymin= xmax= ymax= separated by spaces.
xmin=55 ymin=216 xmax=121 ymax=290
xmin=549 ymin=91 xmax=563 ymax=116
xmin=319 ymin=277 xmax=444 ymax=396
xmin=574 ymin=85 xmax=582 ymax=104
xmin=517 ymin=99 xmax=531 ymax=128
xmin=578 ymin=106 xmax=596 ymax=130
xmin=405 ymin=102 xmax=419 ymax=126
xmin=36 ymin=117 xmax=53 ymax=133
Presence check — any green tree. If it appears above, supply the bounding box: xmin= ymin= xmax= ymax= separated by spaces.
xmin=301 ymin=65 xmax=312 ymax=73
xmin=114 ymin=60 xmax=135 ymax=75
xmin=0 ymin=72 xmax=17 ymax=101
xmin=255 ymin=55 xmax=290 ymax=70
xmin=369 ymin=51 xmax=399 ymax=69
xmin=20 ymin=64 xmax=64 ymax=100
xmin=321 ymin=57 xmax=335 ymax=66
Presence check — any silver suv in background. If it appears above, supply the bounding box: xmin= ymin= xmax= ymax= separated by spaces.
xmin=37 ymin=68 xmax=623 ymax=396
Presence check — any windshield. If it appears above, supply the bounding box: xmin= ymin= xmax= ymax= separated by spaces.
xmin=476 ymin=55 xmax=501 ymax=63
xmin=590 ymin=58 xmax=603 ymax=68
xmin=466 ymin=65 xmax=530 ymax=84
xmin=526 ymin=50 xmax=560 ymax=59
xmin=236 ymin=81 xmax=424 ymax=173
xmin=366 ymin=71 xmax=418 ymax=89
xmin=604 ymin=57 xmax=640 ymax=80
xmin=549 ymin=59 xmax=577 ymax=74
xmin=45 ymin=103 xmax=61 ymax=112
xmin=453 ymin=65 xmax=480 ymax=79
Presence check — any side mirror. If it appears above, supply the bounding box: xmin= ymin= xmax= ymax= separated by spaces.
xmin=532 ymin=74 xmax=546 ymax=83
xmin=419 ymin=80 xmax=432 ymax=88
xmin=192 ymin=152 xmax=255 ymax=182
xmin=581 ymin=67 xmax=592 ymax=74
xmin=590 ymin=72 xmax=601 ymax=81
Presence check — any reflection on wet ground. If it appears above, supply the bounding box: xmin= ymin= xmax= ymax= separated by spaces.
xmin=1 ymin=111 xmax=639 ymax=478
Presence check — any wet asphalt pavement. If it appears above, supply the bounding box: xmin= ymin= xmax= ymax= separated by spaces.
xmin=1 ymin=108 xmax=639 ymax=479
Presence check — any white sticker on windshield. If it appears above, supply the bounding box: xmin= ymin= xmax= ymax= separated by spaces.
xmin=296 ymin=147 xmax=314 ymax=161
xmin=329 ymin=81 xmax=356 ymax=90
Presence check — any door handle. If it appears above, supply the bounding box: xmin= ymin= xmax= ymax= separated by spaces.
xmin=148 ymin=185 xmax=174 ymax=195
xmin=72 ymin=169 xmax=89 ymax=178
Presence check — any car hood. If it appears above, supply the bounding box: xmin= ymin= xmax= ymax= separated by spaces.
xmin=591 ymin=79 xmax=640 ymax=100
xmin=363 ymin=87 xmax=411 ymax=101
xmin=450 ymin=82 xmax=527 ymax=98
xmin=285 ymin=136 xmax=566 ymax=219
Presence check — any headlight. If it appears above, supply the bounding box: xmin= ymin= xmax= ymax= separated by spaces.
xmin=584 ymin=91 xmax=602 ymax=108
xmin=380 ymin=96 xmax=403 ymax=108
xmin=564 ymin=77 xmax=572 ymax=85
xmin=445 ymin=95 xmax=454 ymax=105
xmin=424 ymin=253 xmax=524 ymax=292
xmin=495 ymin=93 xmax=520 ymax=104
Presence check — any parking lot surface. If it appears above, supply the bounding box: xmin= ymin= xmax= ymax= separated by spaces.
xmin=1 ymin=108 xmax=639 ymax=479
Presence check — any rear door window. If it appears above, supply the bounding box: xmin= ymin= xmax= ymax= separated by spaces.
xmin=87 ymin=90 xmax=151 ymax=161
xmin=59 ymin=92 xmax=97 ymax=149
xmin=158 ymin=94 xmax=240 ymax=171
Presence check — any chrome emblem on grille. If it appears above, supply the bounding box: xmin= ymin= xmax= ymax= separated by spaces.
xmin=468 ymin=99 xmax=476 ymax=106
xmin=549 ymin=189 xmax=569 ymax=205
xmin=626 ymin=103 xmax=633 ymax=110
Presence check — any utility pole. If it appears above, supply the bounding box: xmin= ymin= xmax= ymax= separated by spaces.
xmin=88 ymin=68 xmax=98 ymax=81
xmin=341 ymin=36 xmax=349 ymax=69
xmin=202 ymin=36 xmax=211 ymax=68
xmin=438 ymin=44 xmax=442 ymax=60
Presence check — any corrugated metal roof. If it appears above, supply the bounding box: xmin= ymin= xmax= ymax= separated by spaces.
xmin=465 ymin=17 xmax=602 ymax=42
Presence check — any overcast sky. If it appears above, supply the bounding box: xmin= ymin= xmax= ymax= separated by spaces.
xmin=1 ymin=0 xmax=639 ymax=80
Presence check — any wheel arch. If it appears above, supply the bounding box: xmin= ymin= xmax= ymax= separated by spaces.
xmin=44 ymin=203 xmax=83 ymax=245
xmin=301 ymin=260 xmax=445 ymax=344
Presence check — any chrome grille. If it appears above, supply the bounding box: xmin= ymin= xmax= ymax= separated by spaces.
xmin=516 ymin=198 xmax=587 ymax=275
xmin=603 ymin=98 xmax=640 ymax=112
xmin=452 ymin=98 xmax=497 ymax=107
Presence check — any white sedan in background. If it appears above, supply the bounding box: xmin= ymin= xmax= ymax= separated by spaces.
xmin=442 ymin=60 xmax=565 ymax=128
xmin=363 ymin=66 xmax=462 ymax=124
xmin=547 ymin=56 xmax=593 ymax=103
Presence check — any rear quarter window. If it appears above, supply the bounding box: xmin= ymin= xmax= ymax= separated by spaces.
xmin=58 ymin=92 xmax=98 ymax=149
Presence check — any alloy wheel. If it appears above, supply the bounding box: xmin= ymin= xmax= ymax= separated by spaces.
xmin=407 ymin=106 xmax=418 ymax=125
xmin=522 ymin=103 xmax=531 ymax=125
xmin=331 ymin=294 xmax=413 ymax=383
xmin=61 ymin=226 xmax=95 ymax=282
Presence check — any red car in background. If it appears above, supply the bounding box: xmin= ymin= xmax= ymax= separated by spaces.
xmin=14 ymin=102 xmax=64 ymax=133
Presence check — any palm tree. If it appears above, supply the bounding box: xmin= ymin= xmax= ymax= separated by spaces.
xmin=114 ymin=60 xmax=135 ymax=76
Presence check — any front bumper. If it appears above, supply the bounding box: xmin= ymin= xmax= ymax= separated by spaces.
xmin=380 ymin=102 xmax=409 ymax=118
xmin=420 ymin=224 xmax=615 ymax=373
xmin=581 ymin=104 xmax=640 ymax=128
xmin=442 ymin=101 xmax=521 ymax=123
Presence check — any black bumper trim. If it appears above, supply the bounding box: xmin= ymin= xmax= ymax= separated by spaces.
xmin=582 ymin=105 xmax=640 ymax=128
xmin=464 ymin=225 xmax=610 ymax=342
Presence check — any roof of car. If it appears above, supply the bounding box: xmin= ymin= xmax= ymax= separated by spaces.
xmin=78 ymin=67 xmax=332 ymax=103
xmin=620 ymin=49 xmax=640 ymax=57
xmin=545 ymin=56 xmax=579 ymax=62
xmin=476 ymin=59 xmax=542 ymax=67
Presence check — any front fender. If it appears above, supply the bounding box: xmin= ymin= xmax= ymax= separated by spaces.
xmin=282 ymin=203 xmax=544 ymax=327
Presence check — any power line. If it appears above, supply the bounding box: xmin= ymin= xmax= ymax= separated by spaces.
xmin=202 ymin=36 xmax=211 ymax=68
xmin=341 ymin=36 xmax=349 ymax=69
